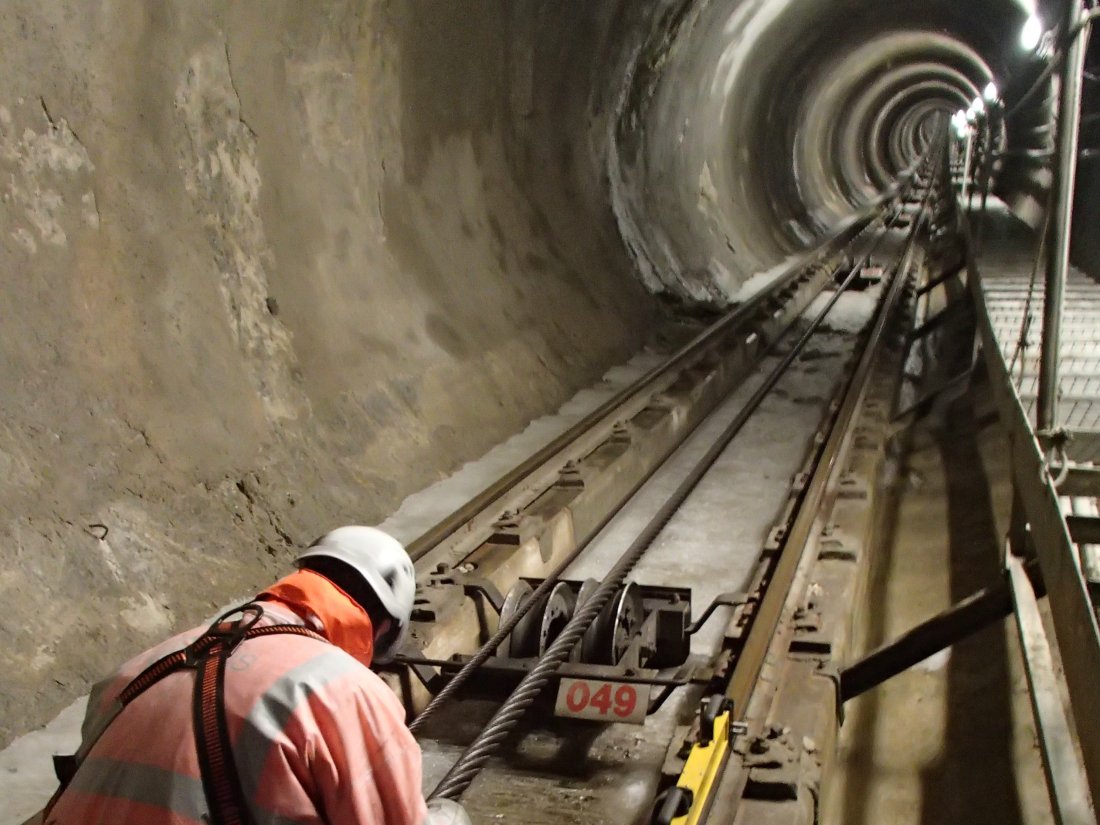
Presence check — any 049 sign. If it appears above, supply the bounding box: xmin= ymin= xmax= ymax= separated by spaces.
xmin=554 ymin=677 xmax=650 ymax=724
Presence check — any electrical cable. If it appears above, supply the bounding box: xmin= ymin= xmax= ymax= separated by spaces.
xmin=1007 ymin=183 xmax=1055 ymax=387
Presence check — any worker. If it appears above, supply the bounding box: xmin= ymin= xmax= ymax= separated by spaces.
xmin=43 ymin=525 xmax=470 ymax=825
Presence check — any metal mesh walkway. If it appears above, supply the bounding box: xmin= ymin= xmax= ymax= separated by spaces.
xmin=977 ymin=205 xmax=1100 ymax=461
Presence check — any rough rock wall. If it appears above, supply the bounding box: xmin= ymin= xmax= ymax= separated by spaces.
xmin=0 ymin=0 xmax=656 ymax=745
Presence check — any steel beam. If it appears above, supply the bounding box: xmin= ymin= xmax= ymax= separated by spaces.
xmin=1061 ymin=465 xmax=1100 ymax=498
xmin=1041 ymin=429 xmax=1100 ymax=463
xmin=916 ymin=263 xmax=964 ymax=296
xmin=1066 ymin=514 xmax=1100 ymax=546
xmin=1008 ymin=552 xmax=1096 ymax=825
xmin=839 ymin=560 xmax=1044 ymax=703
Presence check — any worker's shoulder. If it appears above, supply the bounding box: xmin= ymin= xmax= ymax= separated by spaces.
xmin=240 ymin=634 xmax=405 ymax=723
xmin=245 ymin=624 xmax=360 ymax=672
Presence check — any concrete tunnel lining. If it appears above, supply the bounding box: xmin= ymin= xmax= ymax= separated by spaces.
xmin=0 ymin=0 xmax=1095 ymax=759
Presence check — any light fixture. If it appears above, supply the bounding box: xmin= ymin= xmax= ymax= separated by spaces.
xmin=952 ymin=110 xmax=969 ymax=137
xmin=971 ymin=96 xmax=986 ymax=115
xmin=966 ymin=107 xmax=978 ymax=124
xmin=983 ymin=81 xmax=999 ymax=104
xmin=1020 ymin=14 xmax=1043 ymax=52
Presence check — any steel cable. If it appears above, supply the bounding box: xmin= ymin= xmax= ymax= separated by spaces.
xmin=409 ymin=204 xmax=909 ymax=740
xmin=427 ymin=181 xmax=923 ymax=802
xmin=406 ymin=210 xmax=906 ymax=738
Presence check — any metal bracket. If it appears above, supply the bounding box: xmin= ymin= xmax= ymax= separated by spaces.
xmin=916 ymin=262 xmax=964 ymax=296
xmin=687 ymin=592 xmax=748 ymax=635
xmin=839 ymin=558 xmax=1044 ymax=702
xmin=907 ymin=300 xmax=973 ymax=342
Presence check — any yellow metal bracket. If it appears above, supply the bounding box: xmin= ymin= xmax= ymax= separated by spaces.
xmin=653 ymin=696 xmax=738 ymax=825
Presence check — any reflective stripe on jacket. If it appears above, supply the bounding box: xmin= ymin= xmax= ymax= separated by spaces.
xmin=45 ymin=604 xmax=429 ymax=825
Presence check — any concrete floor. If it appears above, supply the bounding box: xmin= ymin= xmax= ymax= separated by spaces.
xmin=824 ymin=381 xmax=1054 ymax=825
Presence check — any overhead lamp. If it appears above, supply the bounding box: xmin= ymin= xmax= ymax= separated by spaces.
xmin=951 ymin=110 xmax=969 ymax=136
xmin=1020 ymin=14 xmax=1043 ymax=52
xmin=966 ymin=107 xmax=978 ymax=124
xmin=971 ymin=96 xmax=986 ymax=115
xmin=983 ymin=81 xmax=999 ymax=104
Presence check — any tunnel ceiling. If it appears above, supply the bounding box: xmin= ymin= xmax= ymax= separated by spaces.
xmin=611 ymin=0 xmax=1060 ymax=303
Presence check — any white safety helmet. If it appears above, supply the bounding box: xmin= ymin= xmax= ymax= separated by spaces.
xmin=295 ymin=526 xmax=416 ymax=663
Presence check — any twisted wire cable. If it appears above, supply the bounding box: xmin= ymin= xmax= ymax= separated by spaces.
xmin=408 ymin=211 xmax=897 ymax=737
xmin=407 ymin=545 xmax=585 ymax=734
xmin=427 ymin=191 xmax=918 ymax=802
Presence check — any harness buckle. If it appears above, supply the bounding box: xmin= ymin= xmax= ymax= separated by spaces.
xmin=182 ymin=603 xmax=265 ymax=667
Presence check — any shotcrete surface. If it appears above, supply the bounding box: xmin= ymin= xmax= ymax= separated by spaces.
xmin=0 ymin=0 xmax=656 ymax=747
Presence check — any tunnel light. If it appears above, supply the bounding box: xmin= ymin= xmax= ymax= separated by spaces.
xmin=951 ymin=110 xmax=970 ymax=137
xmin=1020 ymin=14 xmax=1043 ymax=52
xmin=983 ymin=81 xmax=999 ymax=104
xmin=965 ymin=107 xmax=978 ymax=124
xmin=971 ymin=96 xmax=986 ymax=115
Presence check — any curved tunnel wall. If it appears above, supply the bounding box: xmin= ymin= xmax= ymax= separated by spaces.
xmin=0 ymin=0 xmax=1086 ymax=744
xmin=612 ymin=0 xmax=1062 ymax=302
xmin=0 ymin=0 xmax=659 ymax=744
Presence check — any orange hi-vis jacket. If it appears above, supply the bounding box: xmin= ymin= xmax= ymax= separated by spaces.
xmin=46 ymin=579 xmax=429 ymax=825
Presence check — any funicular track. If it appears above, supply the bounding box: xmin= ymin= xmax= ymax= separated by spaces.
xmin=388 ymin=155 xmax=945 ymax=824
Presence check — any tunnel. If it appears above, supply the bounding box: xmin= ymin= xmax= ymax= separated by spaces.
xmin=2 ymin=0 xmax=1099 ymax=822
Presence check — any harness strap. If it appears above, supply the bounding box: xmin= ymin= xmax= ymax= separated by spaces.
xmin=194 ymin=639 xmax=253 ymax=825
xmin=118 ymin=622 xmax=327 ymax=706
xmin=44 ymin=606 xmax=329 ymax=824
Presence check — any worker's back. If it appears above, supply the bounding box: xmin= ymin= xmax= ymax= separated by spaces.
xmin=45 ymin=602 xmax=428 ymax=825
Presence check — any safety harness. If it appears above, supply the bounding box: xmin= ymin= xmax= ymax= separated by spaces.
xmin=45 ymin=604 xmax=329 ymax=825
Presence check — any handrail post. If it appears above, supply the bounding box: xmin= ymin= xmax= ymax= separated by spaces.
xmin=1038 ymin=1 xmax=1090 ymax=432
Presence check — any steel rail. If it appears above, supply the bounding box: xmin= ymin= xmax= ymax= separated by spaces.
xmin=426 ymin=203 xmax=915 ymax=802
xmin=698 ymin=158 xmax=937 ymax=825
xmin=406 ymin=188 xmax=913 ymax=566
xmin=723 ymin=174 xmax=932 ymax=721
xmin=408 ymin=212 xmax=908 ymax=737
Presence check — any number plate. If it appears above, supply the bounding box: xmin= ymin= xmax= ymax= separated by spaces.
xmin=554 ymin=678 xmax=650 ymax=724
